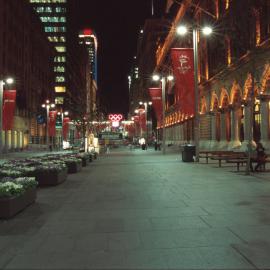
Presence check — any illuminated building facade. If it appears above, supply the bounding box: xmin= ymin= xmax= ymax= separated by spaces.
xmin=150 ymin=0 xmax=270 ymax=151
xmin=0 ymin=0 xmax=54 ymax=151
xmin=29 ymin=0 xmax=67 ymax=106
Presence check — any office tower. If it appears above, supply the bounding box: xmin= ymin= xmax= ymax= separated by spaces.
xmin=79 ymin=28 xmax=98 ymax=118
xmin=79 ymin=28 xmax=98 ymax=82
xmin=29 ymin=0 xmax=67 ymax=106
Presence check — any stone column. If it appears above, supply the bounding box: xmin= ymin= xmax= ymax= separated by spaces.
xmin=218 ymin=111 xmax=228 ymax=149
xmin=260 ymin=100 xmax=270 ymax=150
xmin=229 ymin=107 xmax=241 ymax=149
xmin=11 ymin=130 xmax=15 ymax=151
xmin=17 ymin=131 xmax=21 ymax=149
xmin=209 ymin=112 xmax=218 ymax=150
xmin=239 ymin=105 xmax=254 ymax=151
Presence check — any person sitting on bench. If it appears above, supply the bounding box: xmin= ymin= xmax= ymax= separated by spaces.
xmin=251 ymin=142 xmax=267 ymax=172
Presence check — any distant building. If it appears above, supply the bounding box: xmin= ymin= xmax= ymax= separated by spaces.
xmin=0 ymin=0 xmax=54 ymax=151
xmin=78 ymin=28 xmax=98 ymax=120
xmin=29 ymin=0 xmax=67 ymax=106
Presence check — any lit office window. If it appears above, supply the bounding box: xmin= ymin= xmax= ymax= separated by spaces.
xmin=54 ymin=66 xmax=65 ymax=72
xmin=35 ymin=7 xmax=52 ymax=13
xmin=54 ymin=56 xmax=66 ymax=62
xmin=55 ymin=76 xmax=65 ymax=82
xmin=55 ymin=7 xmax=66 ymax=13
xmin=45 ymin=27 xmax=66 ymax=33
xmin=48 ymin=36 xmax=66 ymax=42
xmin=55 ymin=97 xmax=64 ymax=104
xmin=55 ymin=46 xmax=66 ymax=52
xmin=55 ymin=86 xmax=66 ymax=93
xmin=41 ymin=17 xmax=66 ymax=23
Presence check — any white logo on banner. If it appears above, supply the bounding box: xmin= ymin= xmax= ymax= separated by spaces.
xmin=177 ymin=54 xmax=191 ymax=74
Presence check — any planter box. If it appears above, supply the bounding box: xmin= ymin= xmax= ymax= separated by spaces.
xmin=35 ymin=168 xmax=68 ymax=186
xmin=66 ymin=161 xmax=82 ymax=174
xmin=80 ymin=157 xmax=89 ymax=167
xmin=0 ymin=187 xmax=37 ymax=219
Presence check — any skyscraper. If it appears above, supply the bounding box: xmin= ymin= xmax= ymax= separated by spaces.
xmin=79 ymin=28 xmax=98 ymax=118
xmin=78 ymin=28 xmax=98 ymax=82
xmin=29 ymin=0 xmax=67 ymax=106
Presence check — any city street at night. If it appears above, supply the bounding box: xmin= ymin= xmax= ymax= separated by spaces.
xmin=1 ymin=147 xmax=270 ymax=269
xmin=1 ymin=0 xmax=270 ymax=269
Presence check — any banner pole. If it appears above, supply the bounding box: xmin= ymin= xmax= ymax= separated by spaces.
xmin=0 ymin=81 xmax=3 ymax=154
xmin=162 ymin=77 xmax=166 ymax=155
xmin=193 ymin=27 xmax=200 ymax=162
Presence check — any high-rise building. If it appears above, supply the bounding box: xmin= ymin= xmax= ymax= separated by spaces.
xmin=79 ymin=28 xmax=98 ymax=82
xmin=0 ymin=0 xmax=54 ymax=151
xmin=78 ymin=28 xmax=98 ymax=119
xmin=29 ymin=0 xmax=67 ymax=106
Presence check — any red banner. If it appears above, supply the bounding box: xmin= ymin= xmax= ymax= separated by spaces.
xmin=2 ymin=90 xmax=16 ymax=131
xmin=48 ymin=111 xmax=57 ymax=137
xmin=171 ymin=48 xmax=195 ymax=116
xmin=148 ymin=88 xmax=162 ymax=124
xmin=63 ymin=117 xmax=69 ymax=140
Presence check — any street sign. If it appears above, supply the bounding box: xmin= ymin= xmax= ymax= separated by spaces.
xmin=37 ymin=114 xmax=45 ymax=125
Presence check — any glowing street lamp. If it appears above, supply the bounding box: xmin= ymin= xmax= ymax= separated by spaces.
xmin=152 ymin=74 xmax=174 ymax=154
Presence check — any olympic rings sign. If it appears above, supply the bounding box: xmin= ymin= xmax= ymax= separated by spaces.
xmin=108 ymin=114 xmax=123 ymax=122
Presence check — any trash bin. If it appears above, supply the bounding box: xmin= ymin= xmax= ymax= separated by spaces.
xmin=181 ymin=144 xmax=195 ymax=162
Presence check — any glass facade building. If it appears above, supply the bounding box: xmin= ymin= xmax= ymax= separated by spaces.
xmin=29 ymin=0 xmax=67 ymax=105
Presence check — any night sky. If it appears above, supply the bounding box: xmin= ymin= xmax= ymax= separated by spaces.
xmin=70 ymin=0 xmax=166 ymax=117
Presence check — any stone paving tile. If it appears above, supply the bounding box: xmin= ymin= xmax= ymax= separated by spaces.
xmin=140 ymin=227 xmax=244 ymax=249
xmin=123 ymin=249 xmax=167 ymax=270
xmin=232 ymin=242 xmax=270 ymax=269
xmin=200 ymin=213 xmax=270 ymax=227
xmin=5 ymin=250 xmax=126 ymax=270
xmin=107 ymin=232 xmax=142 ymax=251
xmin=228 ymin=225 xmax=270 ymax=244
xmin=150 ymin=216 xmax=210 ymax=230
xmin=163 ymin=246 xmax=256 ymax=269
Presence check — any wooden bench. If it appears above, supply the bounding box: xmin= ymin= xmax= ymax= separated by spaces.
xmin=226 ymin=158 xmax=248 ymax=171
xmin=199 ymin=151 xmax=235 ymax=164
xmin=210 ymin=152 xmax=246 ymax=167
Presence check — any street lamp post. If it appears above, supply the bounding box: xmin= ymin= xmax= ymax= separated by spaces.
xmin=193 ymin=27 xmax=200 ymax=162
xmin=139 ymin=101 xmax=152 ymax=145
xmin=58 ymin=111 xmax=69 ymax=149
xmin=176 ymin=24 xmax=212 ymax=162
xmin=42 ymin=100 xmax=55 ymax=149
xmin=152 ymin=74 xmax=174 ymax=155
xmin=0 ymin=77 xmax=14 ymax=153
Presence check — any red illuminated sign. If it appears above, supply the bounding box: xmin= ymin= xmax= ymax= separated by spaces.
xmin=108 ymin=114 xmax=123 ymax=122
xmin=83 ymin=29 xmax=93 ymax=36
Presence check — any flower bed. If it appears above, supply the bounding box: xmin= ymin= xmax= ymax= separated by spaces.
xmin=29 ymin=161 xmax=68 ymax=186
xmin=62 ymin=157 xmax=82 ymax=174
xmin=0 ymin=159 xmax=68 ymax=187
xmin=77 ymin=153 xmax=90 ymax=167
xmin=0 ymin=177 xmax=37 ymax=218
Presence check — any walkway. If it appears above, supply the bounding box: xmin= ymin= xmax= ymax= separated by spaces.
xmin=1 ymin=147 xmax=270 ymax=269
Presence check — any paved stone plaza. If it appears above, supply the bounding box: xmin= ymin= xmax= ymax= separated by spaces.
xmin=1 ymin=147 xmax=270 ymax=269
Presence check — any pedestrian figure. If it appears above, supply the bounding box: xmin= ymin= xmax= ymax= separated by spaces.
xmin=106 ymin=144 xmax=110 ymax=154
xmin=250 ymin=142 xmax=267 ymax=171
xmin=154 ymin=139 xmax=158 ymax=151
